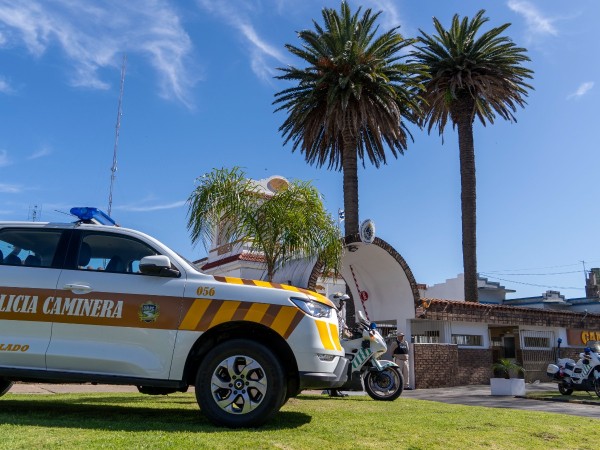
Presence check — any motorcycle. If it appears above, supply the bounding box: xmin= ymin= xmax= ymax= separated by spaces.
xmin=546 ymin=338 xmax=600 ymax=396
xmin=332 ymin=293 xmax=404 ymax=401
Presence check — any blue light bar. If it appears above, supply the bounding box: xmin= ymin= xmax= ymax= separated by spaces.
xmin=70 ymin=207 xmax=116 ymax=226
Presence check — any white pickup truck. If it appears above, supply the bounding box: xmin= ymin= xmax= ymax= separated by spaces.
xmin=0 ymin=207 xmax=348 ymax=427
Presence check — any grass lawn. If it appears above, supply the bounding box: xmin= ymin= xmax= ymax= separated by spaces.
xmin=526 ymin=389 xmax=600 ymax=404
xmin=0 ymin=391 xmax=598 ymax=449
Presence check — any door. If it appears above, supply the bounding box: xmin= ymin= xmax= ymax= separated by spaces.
xmin=46 ymin=230 xmax=185 ymax=380
xmin=503 ymin=336 xmax=516 ymax=359
xmin=0 ymin=227 xmax=67 ymax=370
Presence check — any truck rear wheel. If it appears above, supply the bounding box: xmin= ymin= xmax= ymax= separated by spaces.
xmin=195 ymin=339 xmax=286 ymax=428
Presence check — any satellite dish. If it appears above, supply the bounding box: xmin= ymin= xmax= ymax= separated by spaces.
xmin=359 ymin=219 xmax=375 ymax=244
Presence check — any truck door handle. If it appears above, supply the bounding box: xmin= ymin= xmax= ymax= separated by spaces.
xmin=64 ymin=283 xmax=93 ymax=294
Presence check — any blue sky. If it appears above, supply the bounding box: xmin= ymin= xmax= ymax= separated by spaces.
xmin=0 ymin=0 xmax=598 ymax=299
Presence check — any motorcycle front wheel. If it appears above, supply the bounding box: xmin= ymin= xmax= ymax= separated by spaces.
xmin=593 ymin=370 xmax=600 ymax=398
xmin=364 ymin=367 xmax=403 ymax=401
xmin=558 ymin=381 xmax=573 ymax=395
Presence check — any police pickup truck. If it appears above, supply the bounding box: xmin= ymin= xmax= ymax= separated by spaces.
xmin=0 ymin=208 xmax=348 ymax=427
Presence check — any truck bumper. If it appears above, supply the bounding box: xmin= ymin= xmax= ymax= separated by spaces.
xmin=298 ymin=356 xmax=349 ymax=389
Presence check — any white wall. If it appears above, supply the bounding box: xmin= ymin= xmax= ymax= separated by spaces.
xmin=421 ymin=274 xmax=465 ymax=300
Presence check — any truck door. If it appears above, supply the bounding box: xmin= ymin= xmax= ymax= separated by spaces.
xmin=47 ymin=230 xmax=185 ymax=380
xmin=0 ymin=227 xmax=67 ymax=370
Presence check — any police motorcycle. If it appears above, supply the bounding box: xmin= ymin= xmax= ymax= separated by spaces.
xmin=546 ymin=338 xmax=600 ymax=397
xmin=333 ymin=293 xmax=404 ymax=401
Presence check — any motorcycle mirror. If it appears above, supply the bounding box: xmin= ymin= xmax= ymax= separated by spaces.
xmin=330 ymin=292 xmax=350 ymax=301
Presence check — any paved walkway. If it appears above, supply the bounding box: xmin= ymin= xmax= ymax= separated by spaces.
xmin=401 ymin=383 xmax=600 ymax=419
xmin=7 ymin=382 xmax=600 ymax=419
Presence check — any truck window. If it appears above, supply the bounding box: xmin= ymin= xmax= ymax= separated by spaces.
xmin=0 ymin=228 xmax=64 ymax=268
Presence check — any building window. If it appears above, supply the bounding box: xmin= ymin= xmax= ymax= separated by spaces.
xmin=520 ymin=331 xmax=553 ymax=350
xmin=451 ymin=334 xmax=483 ymax=346
xmin=413 ymin=330 xmax=440 ymax=344
xmin=411 ymin=320 xmax=446 ymax=343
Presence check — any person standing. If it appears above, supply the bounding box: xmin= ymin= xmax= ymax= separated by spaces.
xmin=392 ymin=331 xmax=411 ymax=390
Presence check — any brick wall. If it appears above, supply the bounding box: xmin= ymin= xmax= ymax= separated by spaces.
xmin=456 ymin=348 xmax=493 ymax=385
xmin=413 ymin=344 xmax=492 ymax=388
xmin=413 ymin=343 xmax=459 ymax=388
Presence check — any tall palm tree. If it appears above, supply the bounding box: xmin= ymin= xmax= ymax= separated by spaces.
xmin=274 ymin=1 xmax=423 ymax=237
xmin=411 ymin=10 xmax=533 ymax=302
xmin=187 ymin=167 xmax=342 ymax=282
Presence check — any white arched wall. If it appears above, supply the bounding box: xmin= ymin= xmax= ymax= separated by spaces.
xmin=338 ymin=235 xmax=420 ymax=334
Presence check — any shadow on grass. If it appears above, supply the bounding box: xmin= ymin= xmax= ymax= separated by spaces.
xmin=0 ymin=397 xmax=311 ymax=431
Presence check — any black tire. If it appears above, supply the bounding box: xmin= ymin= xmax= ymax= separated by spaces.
xmin=0 ymin=378 xmax=13 ymax=397
xmin=364 ymin=367 xmax=403 ymax=401
xmin=558 ymin=381 xmax=573 ymax=396
xmin=195 ymin=339 xmax=286 ymax=428
xmin=592 ymin=369 xmax=600 ymax=398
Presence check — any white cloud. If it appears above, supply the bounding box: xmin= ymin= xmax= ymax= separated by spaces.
xmin=567 ymin=81 xmax=594 ymax=100
xmin=28 ymin=146 xmax=52 ymax=160
xmin=118 ymin=200 xmax=186 ymax=212
xmin=196 ymin=0 xmax=288 ymax=82
xmin=0 ymin=182 xmax=21 ymax=193
xmin=507 ymin=0 xmax=558 ymax=37
xmin=0 ymin=76 xmax=13 ymax=94
xmin=0 ymin=149 xmax=10 ymax=167
xmin=357 ymin=0 xmax=405 ymax=31
xmin=0 ymin=0 xmax=196 ymax=106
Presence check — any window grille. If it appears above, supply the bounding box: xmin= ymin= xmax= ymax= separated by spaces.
xmin=411 ymin=320 xmax=446 ymax=343
xmin=452 ymin=334 xmax=483 ymax=346
xmin=520 ymin=330 xmax=553 ymax=350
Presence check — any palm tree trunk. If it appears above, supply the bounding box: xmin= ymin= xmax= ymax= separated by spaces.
xmin=342 ymin=131 xmax=359 ymax=236
xmin=457 ymin=110 xmax=478 ymax=302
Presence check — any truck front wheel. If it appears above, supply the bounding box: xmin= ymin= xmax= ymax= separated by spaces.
xmin=195 ymin=339 xmax=286 ymax=428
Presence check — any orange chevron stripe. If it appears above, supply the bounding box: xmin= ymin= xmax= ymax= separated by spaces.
xmin=208 ymin=300 xmax=241 ymax=328
xmin=315 ymin=319 xmax=335 ymax=350
xmin=179 ymin=299 xmax=211 ymax=330
xmin=212 ymin=276 xmax=334 ymax=307
xmin=270 ymin=306 xmax=301 ymax=337
xmin=244 ymin=302 xmax=270 ymax=323
xmin=178 ymin=297 xmax=306 ymax=339
xmin=328 ymin=322 xmax=342 ymax=351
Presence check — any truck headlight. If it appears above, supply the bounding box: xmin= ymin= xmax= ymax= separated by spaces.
xmin=290 ymin=297 xmax=332 ymax=318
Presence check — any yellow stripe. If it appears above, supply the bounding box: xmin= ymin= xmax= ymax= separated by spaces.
xmin=281 ymin=285 xmax=301 ymax=293
xmin=244 ymin=303 xmax=270 ymax=323
xmin=315 ymin=320 xmax=335 ymax=350
xmin=224 ymin=277 xmax=244 ymax=285
xmin=270 ymin=306 xmax=298 ymax=336
xmin=253 ymin=280 xmax=272 ymax=288
xmin=328 ymin=322 xmax=342 ymax=351
xmin=209 ymin=301 xmax=241 ymax=328
xmin=179 ymin=299 xmax=211 ymax=330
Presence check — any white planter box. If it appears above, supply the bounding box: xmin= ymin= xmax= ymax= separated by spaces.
xmin=490 ymin=378 xmax=526 ymax=396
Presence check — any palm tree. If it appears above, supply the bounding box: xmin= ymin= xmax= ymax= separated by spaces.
xmin=273 ymin=1 xmax=423 ymax=237
xmin=411 ymin=10 xmax=533 ymax=302
xmin=186 ymin=167 xmax=342 ymax=282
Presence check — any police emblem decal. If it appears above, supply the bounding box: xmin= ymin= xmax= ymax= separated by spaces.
xmin=139 ymin=301 xmax=160 ymax=323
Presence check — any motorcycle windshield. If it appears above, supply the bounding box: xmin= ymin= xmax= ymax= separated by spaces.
xmin=587 ymin=340 xmax=600 ymax=353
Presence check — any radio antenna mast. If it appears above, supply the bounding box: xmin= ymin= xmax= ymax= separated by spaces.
xmin=108 ymin=54 xmax=127 ymax=216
